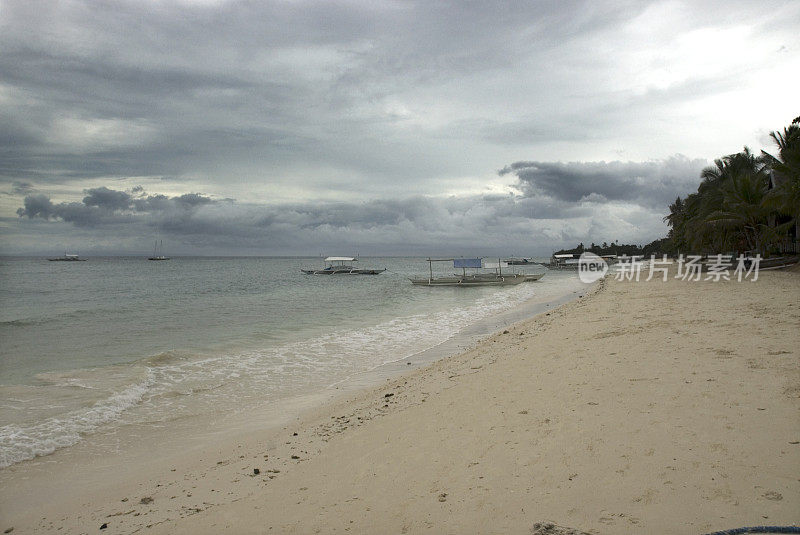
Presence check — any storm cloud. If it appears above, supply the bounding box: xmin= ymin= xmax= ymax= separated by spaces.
xmin=500 ymin=156 xmax=706 ymax=208
xmin=10 ymin=182 xmax=674 ymax=256
xmin=1 ymin=0 xmax=798 ymax=254
xmin=16 ymin=187 xmax=217 ymax=228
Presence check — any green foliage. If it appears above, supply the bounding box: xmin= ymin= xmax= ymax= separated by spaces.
xmin=663 ymin=119 xmax=799 ymax=255
xmin=555 ymin=238 xmax=672 ymax=257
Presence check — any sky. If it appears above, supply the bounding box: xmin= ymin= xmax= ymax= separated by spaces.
xmin=0 ymin=0 xmax=798 ymax=256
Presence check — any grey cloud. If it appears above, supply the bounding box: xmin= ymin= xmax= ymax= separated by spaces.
xmin=16 ymin=194 xmax=56 ymax=219
xmin=15 ymin=194 xmax=107 ymax=227
xmin=3 ymin=0 xmax=796 ymax=255
xmin=82 ymin=187 xmax=133 ymax=211
xmin=12 ymin=184 xmax=668 ymax=256
xmin=499 ymin=157 xmax=706 ymax=208
xmin=17 ymin=188 xmax=216 ymax=228
xmin=174 ymin=193 xmax=214 ymax=208
xmin=0 ymin=0 xmax=710 ymax=190
xmin=10 ymin=181 xmax=35 ymax=196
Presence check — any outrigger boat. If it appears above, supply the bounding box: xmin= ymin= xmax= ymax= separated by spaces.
xmin=504 ymin=257 xmax=532 ymax=265
xmin=301 ymin=257 xmax=386 ymax=275
xmin=485 ymin=259 xmax=545 ymax=282
xmin=410 ymin=258 xmax=527 ymax=286
xmin=48 ymin=252 xmax=87 ymax=262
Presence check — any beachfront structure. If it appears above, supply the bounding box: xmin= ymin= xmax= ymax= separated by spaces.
xmin=548 ymin=253 xmax=617 ymax=269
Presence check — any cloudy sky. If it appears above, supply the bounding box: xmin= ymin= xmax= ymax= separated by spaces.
xmin=1 ymin=0 xmax=798 ymax=256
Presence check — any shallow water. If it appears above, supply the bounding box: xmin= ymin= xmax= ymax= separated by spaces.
xmin=0 ymin=256 xmax=583 ymax=467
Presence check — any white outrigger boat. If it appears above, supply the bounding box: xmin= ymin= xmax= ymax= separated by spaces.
xmin=410 ymin=258 xmax=529 ymax=286
xmin=48 ymin=252 xmax=87 ymax=262
xmin=301 ymin=256 xmax=386 ymax=275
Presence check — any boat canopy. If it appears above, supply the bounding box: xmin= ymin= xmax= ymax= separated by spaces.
xmin=453 ymin=258 xmax=482 ymax=268
xmin=553 ymin=254 xmax=575 ymax=258
xmin=324 ymin=256 xmax=355 ymax=262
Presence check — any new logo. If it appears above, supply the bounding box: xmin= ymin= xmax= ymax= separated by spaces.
xmin=578 ymin=252 xmax=608 ymax=283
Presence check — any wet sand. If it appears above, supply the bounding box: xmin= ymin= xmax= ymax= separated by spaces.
xmin=1 ymin=271 xmax=799 ymax=534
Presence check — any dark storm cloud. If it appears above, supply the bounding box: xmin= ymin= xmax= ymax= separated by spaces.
xmin=82 ymin=187 xmax=133 ymax=211
xmin=499 ymin=157 xmax=706 ymax=208
xmin=11 ymin=183 xmax=649 ymax=256
xmin=2 ymin=0 xmax=797 ymax=255
xmin=0 ymin=0 xmax=672 ymax=187
xmin=16 ymin=194 xmax=56 ymax=219
xmin=16 ymin=187 xmax=217 ymax=228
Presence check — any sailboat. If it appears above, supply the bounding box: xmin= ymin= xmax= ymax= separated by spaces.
xmin=148 ymin=240 xmax=170 ymax=261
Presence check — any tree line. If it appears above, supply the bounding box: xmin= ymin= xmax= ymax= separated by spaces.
xmin=663 ymin=117 xmax=799 ymax=256
xmin=554 ymin=239 xmax=670 ymax=258
xmin=558 ymin=117 xmax=799 ymax=259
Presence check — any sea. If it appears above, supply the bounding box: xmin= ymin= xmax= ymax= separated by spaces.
xmin=0 ymin=256 xmax=585 ymax=468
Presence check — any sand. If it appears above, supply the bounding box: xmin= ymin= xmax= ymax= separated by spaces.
xmin=1 ymin=270 xmax=799 ymax=534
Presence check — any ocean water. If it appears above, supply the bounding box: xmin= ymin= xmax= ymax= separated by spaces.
xmin=0 ymin=256 xmax=583 ymax=467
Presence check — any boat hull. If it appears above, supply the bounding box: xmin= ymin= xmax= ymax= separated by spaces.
xmin=409 ymin=274 xmax=525 ymax=286
xmin=48 ymin=255 xmax=86 ymax=261
xmin=301 ymin=268 xmax=386 ymax=275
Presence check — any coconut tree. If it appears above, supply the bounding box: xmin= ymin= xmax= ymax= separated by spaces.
xmin=677 ymin=147 xmax=764 ymax=253
xmin=705 ymin=168 xmax=783 ymax=255
xmin=663 ymin=196 xmax=688 ymax=252
xmin=762 ymin=122 xmax=800 ymax=220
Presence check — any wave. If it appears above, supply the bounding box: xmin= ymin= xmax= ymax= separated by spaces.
xmin=0 ymin=370 xmax=154 ymax=468
xmin=0 ymin=308 xmax=104 ymax=328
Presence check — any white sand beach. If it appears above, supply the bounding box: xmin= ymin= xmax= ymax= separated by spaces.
xmin=2 ymin=270 xmax=799 ymax=534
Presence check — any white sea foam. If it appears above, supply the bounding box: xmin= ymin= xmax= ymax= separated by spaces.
xmin=0 ymin=370 xmax=155 ymax=467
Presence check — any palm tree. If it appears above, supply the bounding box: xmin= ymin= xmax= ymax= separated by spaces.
xmin=705 ymin=168 xmax=780 ymax=255
xmin=664 ymin=121 xmax=799 ymax=255
xmin=678 ymin=147 xmax=764 ymax=253
xmin=663 ymin=196 xmax=688 ymax=252
xmin=762 ymin=123 xmax=800 ymax=221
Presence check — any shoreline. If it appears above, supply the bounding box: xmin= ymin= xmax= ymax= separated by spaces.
xmin=0 ymin=268 xmax=579 ymax=469
xmin=0 ymin=277 xmax=588 ymax=528
xmin=2 ymin=272 xmax=799 ymax=533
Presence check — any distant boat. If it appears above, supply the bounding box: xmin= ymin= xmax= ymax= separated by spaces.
xmin=504 ymin=257 xmax=532 ymax=265
xmin=301 ymin=256 xmax=385 ymax=275
xmin=148 ymin=240 xmax=170 ymax=261
xmin=548 ymin=253 xmax=616 ymax=270
xmin=48 ymin=252 xmax=87 ymax=262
